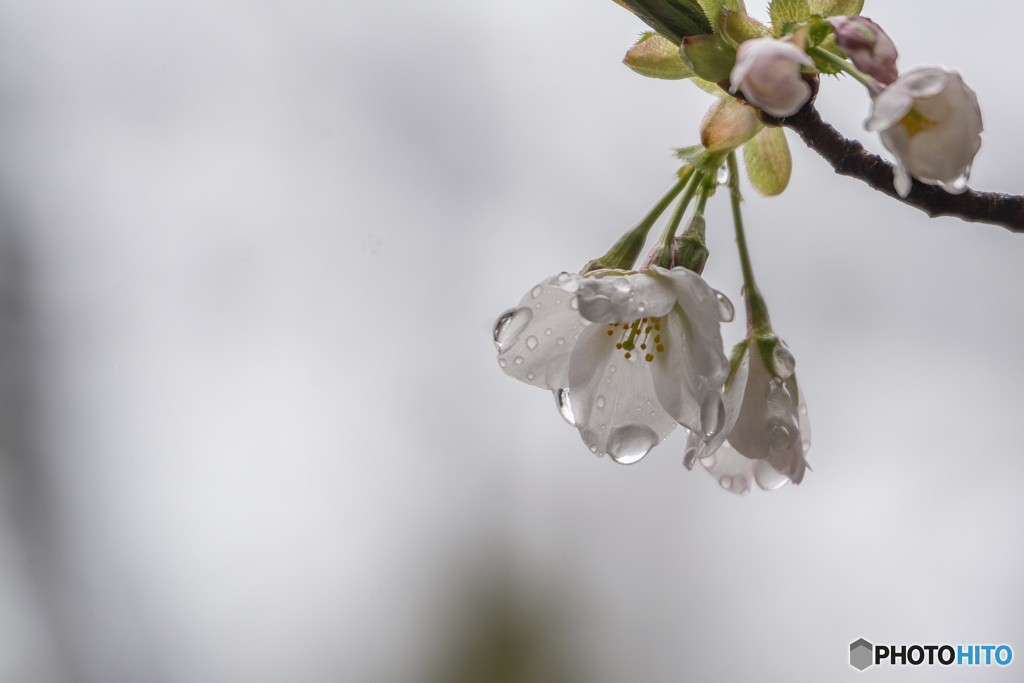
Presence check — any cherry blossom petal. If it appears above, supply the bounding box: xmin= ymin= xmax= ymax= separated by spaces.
xmin=575 ymin=272 xmax=676 ymax=324
xmin=495 ymin=273 xmax=586 ymax=390
xmin=567 ymin=322 xmax=676 ymax=462
xmin=683 ymin=345 xmax=750 ymax=467
xmin=699 ymin=443 xmax=755 ymax=496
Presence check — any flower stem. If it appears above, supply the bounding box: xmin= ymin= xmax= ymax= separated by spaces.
xmin=726 ymin=151 xmax=771 ymax=336
xmin=657 ymin=169 xmax=704 ymax=254
xmin=806 ymin=46 xmax=874 ymax=91
xmin=582 ymin=167 xmax=696 ymax=273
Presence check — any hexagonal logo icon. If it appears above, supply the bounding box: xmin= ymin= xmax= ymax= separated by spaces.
xmin=850 ymin=638 xmax=873 ymax=671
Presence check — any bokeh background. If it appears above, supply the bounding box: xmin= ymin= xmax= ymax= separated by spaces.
xmin=0 ymin=1 xmax=1022 ymax=681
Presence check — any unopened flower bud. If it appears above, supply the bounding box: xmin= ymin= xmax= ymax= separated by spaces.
xmin=673 ymin=214 xmax=709 ymax=274
xmin=829 ymin=16 xmax=898 ymax=85
xmin=623 ymin=33 xmax=695 ymax=80
xmin=729 ymin=37 xmax=814 ymax=118
xmin=700 ymin=97 xmax=762 ymax=153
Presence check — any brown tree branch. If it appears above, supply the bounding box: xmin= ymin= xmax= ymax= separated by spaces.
xmin=780 ymin=104 xmax=1024 ymax=232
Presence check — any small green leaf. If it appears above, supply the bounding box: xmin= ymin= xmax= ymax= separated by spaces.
xmin=624 ymin=33 xmax=697 ymax=79
xmin=695 ymin=0 xmax=746 ymax=29
xmin=806 ymin=15 xmax=833 ymax=48
xmin=768 ymin=0 xmax=811 ymax=34
xmin=613 ymin=0 xmax=715 ymax=44
xmin=807 ymin=0 xmax=863 ymax=17
xmin=682 ymin=33 xmax=737 ymax=83
xmin=718 ymin=9 xmax=770 ymax=47
xmin=742 ymin=127 xmax=792 ymax=196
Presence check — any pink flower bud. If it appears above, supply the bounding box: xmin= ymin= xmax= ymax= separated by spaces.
xmin=729 ymin=38 xmax=814 ymax=119
xmin=829 ymin=16 xmax=899 ymax=85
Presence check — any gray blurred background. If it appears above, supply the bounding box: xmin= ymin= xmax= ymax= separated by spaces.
xmin=0 ymin=1 xmax=1022 ymax=681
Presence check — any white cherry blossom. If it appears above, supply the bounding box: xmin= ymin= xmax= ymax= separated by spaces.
xmin=865 ymin=67 xmax=983 ymax=198
xmin=495 ymin=267 xmax=734 ymax=463
xmin=730 ymin=37 xmax=815 ymax=119
xmin=683 ymin=338 xmax=810 ymax=495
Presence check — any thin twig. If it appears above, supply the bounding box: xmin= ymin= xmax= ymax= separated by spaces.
xmin=781 ymin=104 xmax=1024 ymax=232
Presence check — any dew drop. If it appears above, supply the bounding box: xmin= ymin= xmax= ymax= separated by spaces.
xmin=493 ymin=307 xmax=532 ymax=352
xmin=531 ymin=285 xmax=543 ymax=299
xmin=701 ymin=453 xmax=716 ymax=468
xmin=590 ymin=445 xmax=598 ymax=453
xmin=799 ymin=404 xmax=808 ymax=416
xmin=714 ymin=290 xmax=734 ymax=322
xmin=754 ymin=460 xmax=789 ymax=490
xmin=765 ymin=380 xmax=792 ymax=416
xmin=650 ymin=411 xmax=656 ymax=417
xmin=526 ymin=335 xmax=539 ymax=350
xmin=570 ymin=296 xmax=579 ymax=310
xmin=557 ymin=338 xmax=565 ymax=345
xmin=773 ymin=343 xmax=796 ymax=379
xmin=717 ymin=165 xmax=730 ymax=185
xmin=683 ymin=444 xmax=698 ymax=471
xmin=767 ymin=421 xmax=794 ymax=452
xmin=596 ymin=396 xmax=606 ymax=409
xmin=700 ymin=392 xmax=725 ymax=441
xmin=514 ymin=357 xmax=524 ymax=365
xmin=607 ymin=424 xmax=659 ymax=465
xmin=535 ymin=303 xmax=542 ymax=309
xmin=498 ymin=358 xmax=507 ymax=368
xmin=527 ymin=371 xmax=535 ymax=380
xmin=553 ymin=388 xmax=575 ymax=426
xmin=802 ymin=439 xmax=811 ymax=451
xmin=719 ymin=474 xmax=733 ymax=490
xmin=545 ymin=328 xmax=552 ymax=336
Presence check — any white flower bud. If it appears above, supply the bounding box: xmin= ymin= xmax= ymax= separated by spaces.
xmin=865 ymin=67 xmax=983 ymax=198
xmin=729 ymin=37 xmax=814 ymax=118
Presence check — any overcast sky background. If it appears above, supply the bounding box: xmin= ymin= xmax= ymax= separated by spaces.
xmin=0 ymin=1 xmax=1022 ymax=681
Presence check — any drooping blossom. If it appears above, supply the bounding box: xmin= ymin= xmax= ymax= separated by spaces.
xmin=683 ymin=336 xmax=810 ymax=496
xmin=495 ymin=267 xmax=734 ymax=463
xmin=729 ymin=37 xmax=814 ymax=118
xmin=865 ymin=67 xmax=983 ymax=198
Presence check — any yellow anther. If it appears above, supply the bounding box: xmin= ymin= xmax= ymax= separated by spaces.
xmin=656 ymin=344 xmax=664 ymax=353
xmin=899 ymin=108 xmax=935 ymax=138
xmin=645 ymin=353 xmax=654 ymax=362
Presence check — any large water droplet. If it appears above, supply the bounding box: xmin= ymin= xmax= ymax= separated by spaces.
xmin=701 ymin=453 xmax=716 ymax=468
xmin=765 ymin=380 xmax=792 ymax=417
xmin=940 ymin=167 xmax=971 ymax=193
xmin=559 ymin=273 xmax=580 ymax=293
xmin=700 ymin=392 xmax=725 ymax=441
xmin=772 ymin=343 xmax=796 ymax=379
xmin=802 ymin=439 xmax=811 ymax=451
xmin=767 ymin=420 xmax=794 ymax=452
xmin=553 ymin=388 xmax=575 ymax=426
xmin=531 ymin=284 xmax=544 ymax=299
xmin=719 ymin=474 xmax=733 ymax=490
xmin=754 ymin=460 xmax=789 ymax=490
xmin=683 ymin=444 xmax=698 ymax=471
xmin=714 ymin=290 xmax=734 ymax=322
xmin=526 ymin=335 xmax=539 ymax=350
xmin=799 ymin=404 xmax=808 ymax=416
xmin=596 ymin=395 xmax=606 ymax=409
xmin=494 ymin=307 xmax=532 ymax=352
xmin=607 ymin=424 xmax=659 ymax=465
xmin=717 ymin=165 xmax=730 ymax=185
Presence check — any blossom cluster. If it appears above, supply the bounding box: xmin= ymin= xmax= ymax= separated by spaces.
xmin=494 ymin=1 xmax=987 ymax=495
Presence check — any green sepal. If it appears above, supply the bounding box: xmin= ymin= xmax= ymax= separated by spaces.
xmin=624 ymin=32 xmax=697 ymax=79
xmin=768 ymin=0 xmax=810 ymax=34
xmin=673 ymin=214 xmax=710 ymax=274
xmin=612 ymin=0 xmax=715 ymax=44
xmin=742 ymin=127 xmax=792 ymax=196
xmin=754 ymin=335 xmax=784 ymax=379
xmin=682 ymin=33 xmax=737 ymax=84
xmin=718 ymin=9 xmax=771 ymax=48
xmin=808 ymin=0 xmax=862 ymax=17
xmin=805 ymin=15 xmax=833 ymax=48
xmin=725 ymin=340 xmax=749 ymax=391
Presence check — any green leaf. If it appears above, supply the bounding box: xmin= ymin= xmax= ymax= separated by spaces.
xmin=623 ymin=33 xmax=697 ymax=79
xmin=742 ymin=127 xmax=792 ymax=196
xmin=612 ymin=0 xmax=715 ymax=44
xmin=807 ymin=0 xmax=863 ymax=17
xmin=718 ymin=9 xmax=770 ymax=47
xmin=768 ymin=0 xmax=810 ymax=34
xmin=695 ymin=0 xmax=746 ymax=29
xmin=682 ymin=33 xmax=737 ymax=83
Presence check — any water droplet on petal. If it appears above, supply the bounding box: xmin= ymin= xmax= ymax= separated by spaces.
xmin=498 ymin=358 xmax=507 ymax=368
xmin=557 ymin=338 xmax=565 ymax=345
xmin=531 ymin=285 xmax=543 ymax=299
xmin=754 ymin=460 xmax=789 ymax=490
xmin=720 ymin=474 xmax=733 ymax=490
xmin=714 ymin=291 xmax=734 ymax=322
xmin=570 ymin=296 xmax=579 ymax=310
xmin=773 ymin=343 xmax=796 ymax=379
xmin=514 ymin=357 xmax=524 ymax=365
xmin=526 ymin=371 xmax=535 ymax=380
xmin=802 ymin=439 xmax=811 ymax=451
xmin=494 ymin=307 xmax=532 ymax=352
xmin=553 ymin=388 xmax=575 ymax=426
xmin=545 ymin=328 xmax=552 ymax=336
xmin=799 ymin=404 xmax=808 ymax=416
xmin=590 ymin=445 xmax=598 ymax=453
xmin=609 ymin=366 xmax=616 ymax=374
xmin=607 ymin=424 xmax=659 ymax=465
xmin=767 ymin=421 xmax=794 ymax=452
xmin=700 ymin=392 xmax=725 ymax=441
xmin=683 ymin=445 xmax=698 ymax=470
xmin=596 ymin=395 xmax=606 ymax=409
xmin=701 ymin=453 xmax=716 ymax=468
xmin=526 ymin=335 xmax=538 ymax=350
xmin=765 ymin=380 xmax=792 ymax=416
